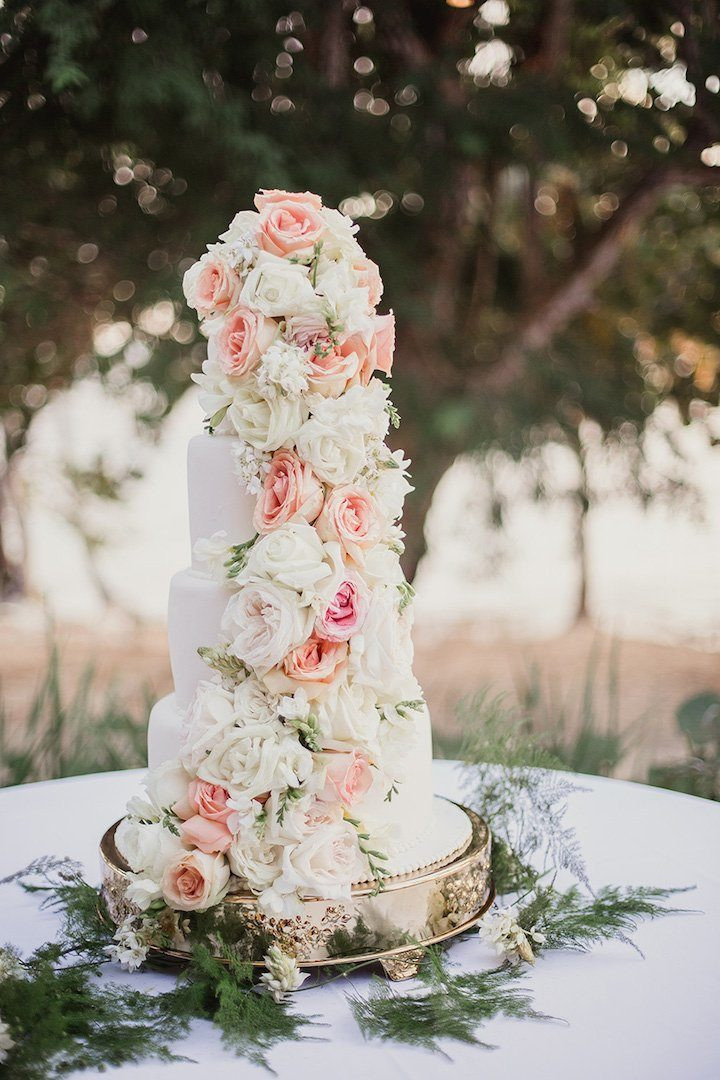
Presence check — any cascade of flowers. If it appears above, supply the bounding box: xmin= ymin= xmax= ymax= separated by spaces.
xmin=117 ymin=190 xmax=426 ymax=921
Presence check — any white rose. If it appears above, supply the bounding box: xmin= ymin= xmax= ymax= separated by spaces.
xmin=314 ymin=257 xmax=372 ymax=339
xmin=223 ymin=580 xmax=313 ymax=673
xmin=233 ymin=675 xmax=279 ymax=727
xmin=145 ymin=759 xmax=194 ymax=813
xmin=237 ymin=523 xmax=332 ymax=595
xmin=228 ymin=377 xmax=307 ymax=452
xmin=359 ymin=545 xmax=404 ymax=589
xmin=125 ymin=875 xmax=164 ymax=911
xmin=180 ymin=681 xmax=237 ymax=770
xmin=191 ymin=358 xmax=236 ymax=434
xmin=348 ymin=586 xmax=415 ymax=698
xmin=294 ymin=412 xmax=366 ymax=486
xmin=240 ymin=252 xmax=316 ymax=316
xmin=198 ymin=727 xmax=313 ymax=799
xmin=116 ymin=817 xmax=187 ymax=879
xmin=319 ymin=207 xmax=364 ymax=260
xmin=372 ymin=449 xmax=413 ymax=522
xmin=228 ymin=829 xmax=283 ymax=891
xmin=275 ymin=821 xmax=364 ymax=899
xmin=219 ymin=208 xmax=261 ymax=243
xmin=315 ymin=681 xmax=380 ymax=755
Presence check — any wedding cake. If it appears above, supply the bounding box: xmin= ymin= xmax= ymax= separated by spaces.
xmin=116 ymin=190 xmax=471 ymax=920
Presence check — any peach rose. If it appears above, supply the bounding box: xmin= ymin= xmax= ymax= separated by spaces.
xmin=322 ymin=750 xmax=373 ymax=807
xmin=372 ymin=313 xmax=395 ymax=378
xmin=256 ymin=194 xmax=326 ymax=258
xmin=316 ymin=574 xmax=369 ymax=642
xmin=211 ymin=305 xmax=278 ymax=378
xmin=255 ymin=189 xmax=323 ymax=212
xmin=178 ymin=814 xmax=233 ymax=854
xmin=316 ymin=485 xmax=384 ymax=565
xmin=253 ymin=448 xmax=324 ymax=533
xmin=174 ymin=780 xmax=233 ymax=825
xmin=285 ymin=311 xmax=334 ymax=354
xmin=352 ymin=257 xmax=383 ymax=307
xmin=282 ymin=634 xmax=348 ymax=685
xmin=185 ymin=255 xmax=241 ymax=316
xmin=161 ymin=849 xmax=230 ymax=911
xmin=306 ymin=340 xmax=363 ymax=398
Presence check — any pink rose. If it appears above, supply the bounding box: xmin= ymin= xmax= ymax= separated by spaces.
xmin=285 ymin=312 xmax=334 ymax=354
xmin=306 ymin=339 xmax=363 ymax=398
xmin=316 ymin=485 xmax=384 ymax=565
xmin=372 ymin=313 xmax=395 ymax=378
xmin=352 ymin=257 xmax=383 ymax=307
xmin=186 ymin=256 xmax=241 ymax=316
xmin=178 ymin=814 xmax=232 ymax=854
xmin=212 ymin=305 xmax=278 ymax=378
xmin=256 ymin=194 xmax=325 ymax=258
xmin=253 ymin=448 xmax=324 ymax=533
xmin=255 ymin=189 xmax=323 ymax=212
xmin=323 ymin=750 xmax=373 ymax=807
xmin=161 ymin=849 xmax=230 ymax=911
xmin=174 ymin=780 xmax=233 ymax=824
xmin=316 ymin=574 xmax=369 ymax=642
xmin=282 ymin=634 xmax=348 ymax=685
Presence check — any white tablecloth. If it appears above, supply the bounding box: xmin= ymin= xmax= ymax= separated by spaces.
xmin=1 ymin=762 xmax=719 ymax=1079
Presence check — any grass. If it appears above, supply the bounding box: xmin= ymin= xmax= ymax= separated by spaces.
xmin=0 ymin=642 xmax=149 ymax=786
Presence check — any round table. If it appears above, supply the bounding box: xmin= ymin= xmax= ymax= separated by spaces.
xmin=1 ymin=762 xmax=719 ymax=1079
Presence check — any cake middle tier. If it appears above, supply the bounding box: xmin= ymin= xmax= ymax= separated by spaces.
xmin=168 ymin=568 xmax=232 ymax=709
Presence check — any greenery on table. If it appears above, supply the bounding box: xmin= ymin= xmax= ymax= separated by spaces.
xmin=1 ymin=1 xmax=719 ymax=600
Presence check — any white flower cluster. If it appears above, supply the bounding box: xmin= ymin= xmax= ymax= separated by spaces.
xmin=119 ymin=191 xmax=427 ymax=923
xmin=480 ymin=904 xmax=546 ymax=965
xmin=258 ymin=944 xmax=309 ymax=1001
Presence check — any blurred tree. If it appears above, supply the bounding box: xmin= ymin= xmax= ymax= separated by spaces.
xmin=1 ymin=0 xmax=719 ymax=602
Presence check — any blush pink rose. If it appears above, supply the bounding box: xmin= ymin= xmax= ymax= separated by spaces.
xmin=178 ymin=814 xmax=232 ymax=854
xmin=255 ymin=189 xmax=323 ymax=212
xmin=285 ymin=312 xmax=333 ymax=354
xmin=253 ymin=448 xmax=324 ymax=533
xmin=352 ymin=257 xmax=383 ymax=307
xmin=316 ymin=485 xmax=384 ymax=565
xmin=161 ymin=850 xmax=230 ymax=911
xmin=256 ymin=194 xmax=325 ymax=258
xmin=212 ymin=305 xmax=278 ymax=378
xmin=282 ymin=634 xmax=348 ymax=685
xmin=174 ymin=780 xmax=233 ymax=825
xmin=372 ymin=313 xmax=395 ymax=378
xmin=316 ymin=574 xmax=369 ymax=642
xmin=190 ymin=257 xmax=241 ymax=316
xmin=323 ymin=750 xmax=373 ymax=807
xmin=306 ymin=340 xmax=363 ymax=398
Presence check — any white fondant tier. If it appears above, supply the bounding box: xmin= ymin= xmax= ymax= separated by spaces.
xmin=167 ymin=569 xmax=233 ymax=709
xmin=355 ymin=796 xmax=473 ymax=882
xmin=188 ymin=434 xmax=256 ymax=568
xmin=148 ymin=693 xmax=185 ymax=771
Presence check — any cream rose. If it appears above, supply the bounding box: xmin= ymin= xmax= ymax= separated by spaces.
xmin=198 ymin=727 xmax=313 ymax=800
xmin=315 ymin=681 xmax=381 ymax=754
xmin=237 ymin=522 xmax=331 ymax=595
xmin=222 ymin=580 xmax=313 ymax=673
xmin=115 ymin=817 xmax=187 ymax=880
xmin=180 ymin=682 xmax=237 ymax=771
xmin=348 ymin=586 xmax=415 ymax=698
xmin=228 ymin=830 xmax=283 ymax=891
xmin=254 ymin=448 xmax=324 ymax=534
xmin=161 ymin=850 xmax=230 ymax=912
xmin=240 ymin=252 xmax=316 ymax=317
xmin=207 ymin=305 xmax=278 ymax=378
xmin=228 ymin=378 xmax=307 ymax=452
xmin=316 ymin=484 xmax=384 ymax=565
xmin=276 ymin=821 xmax=364 ymax=899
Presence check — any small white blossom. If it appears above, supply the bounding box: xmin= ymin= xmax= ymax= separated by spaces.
xmin=0 ymin=1016 xmax=14 ymax=1063
xmin=219 ymin=234 xmax=256 ymax=273
xmin=258 ymin=944 xmax=309 ymax=1002
xmin=277 ymin=689 xmax=311 ymax=722
xmin=193 ymin=530 xmax=231 ymax=582
xmin=256 ymin=342 xmax=309 ymax=400
xmin=480 ymin=905 xmax=546 ymax=965
xmin=104 ymin=914 xmax=153 ymax=972
xmin=231 ymin=441 xmax=272 ymax=496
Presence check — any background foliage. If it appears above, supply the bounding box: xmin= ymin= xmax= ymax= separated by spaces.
xmin=1 ymin=0 xmax=720 ymax=597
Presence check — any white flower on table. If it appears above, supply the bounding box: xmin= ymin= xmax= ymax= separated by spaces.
xmin=104 ymin=914 xmax=152 ymax=973
xmin=258 ymin=944 xmax=309 ymax=1002
xmin=0 ymin=1015 xmax=14 ymax=1063
xmin=480 ymin=904 xmax=546 ymax=965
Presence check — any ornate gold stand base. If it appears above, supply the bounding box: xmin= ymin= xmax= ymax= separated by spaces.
xmin=99 ymin=801 xmax=492 ymax=981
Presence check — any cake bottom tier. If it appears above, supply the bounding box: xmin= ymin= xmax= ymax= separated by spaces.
xmin=147 ymin=693 xmax=462 ymax=879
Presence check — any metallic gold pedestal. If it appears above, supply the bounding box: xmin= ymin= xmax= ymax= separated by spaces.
xmin=100 ymin=802 xmax=492 ymax=981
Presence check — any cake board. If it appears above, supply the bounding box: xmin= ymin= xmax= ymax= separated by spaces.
xmin=100 ymin=799 xmax=493 ymax=981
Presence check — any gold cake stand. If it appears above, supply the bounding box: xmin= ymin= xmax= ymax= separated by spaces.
xmin=99 ymin=801 xmax=493 ymax=981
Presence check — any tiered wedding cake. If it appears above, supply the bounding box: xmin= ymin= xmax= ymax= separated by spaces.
xmin=117 ymin=190 xmax=471 ymax=919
